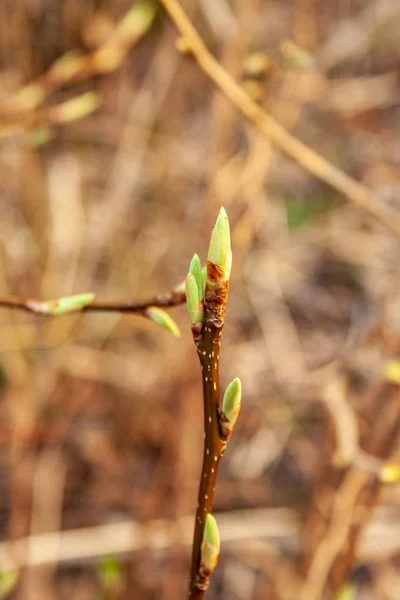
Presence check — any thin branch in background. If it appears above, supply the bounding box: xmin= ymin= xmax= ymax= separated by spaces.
xmin=1 ymin=0 xmax=158 ymax=117
xmin=159 ymin=0 xmax=400 ymax=237
xmin=0 ymin=92 xmax=101 ymax=140
xmin=185 ymin=209 xmax=241 ymax=598
xmin=0 ymin=0 xmax=158 ymax=139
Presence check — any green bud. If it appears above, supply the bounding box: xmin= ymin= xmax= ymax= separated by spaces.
xmin=221 ymin=377 xmax=241 ymax=437
xmin=54 ymin=92 xmax=101 ymax=123
xmin=201 ymin=514 xmax=220 ymax=572
xmin=185 ymin=274 xmax=204 ymax=328
xmin=189 ymin=253 xmax=203 ymax=301
xmin=207 ymin=207 xmax=232 ymax=281
xmin=15 ymin=83 xmax=45 ymax=111
xmin=28 ymin=293 xmax=95 ymax=315
xmin=146 ymin=307 xmax=180 ymax=337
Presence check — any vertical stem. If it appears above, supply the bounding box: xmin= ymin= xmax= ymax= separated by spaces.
xmin=188 ymin=267 xmax=229 ymax=597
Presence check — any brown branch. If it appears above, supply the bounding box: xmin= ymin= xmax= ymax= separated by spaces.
xmin=188 ymin=263 xmax=230 ymax=599
xmin=0 ymin=288 xmax=185 ymax=316
xmin=159 ymin=0 xmax=400 ymax=237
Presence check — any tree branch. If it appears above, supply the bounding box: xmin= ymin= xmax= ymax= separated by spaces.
xmin=0 ymin=289 xmax=185 ymax=316
xmin=159 ymin=0 xmax=400 ymax=237
xmin=185 ymin=209 xmax=241 ymax=598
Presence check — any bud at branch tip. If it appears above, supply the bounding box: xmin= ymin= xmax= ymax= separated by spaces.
xmin=207 ymin=207 xmax=232 ymax=281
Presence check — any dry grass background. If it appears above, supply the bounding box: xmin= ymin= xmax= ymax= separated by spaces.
xmin=1 ymin=0 xmax=400 ymax=599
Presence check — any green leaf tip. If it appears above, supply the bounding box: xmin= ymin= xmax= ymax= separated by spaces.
xmin=30 ymin=292 xmax=96 ymax=315
xmin=201 ymin=513 xmax=220 ymax=572
xmin=221 ymin=377 xmax=241 ymax=437
xmin=146 ymin=307 xmax=180 ymax=337
xmin=207 ymin=207 xmax=232 ymax=281
xmin=189 ymin=253 xmax=203 ymax=301
xmin=185 ymin=274 xmax=204 ymax=330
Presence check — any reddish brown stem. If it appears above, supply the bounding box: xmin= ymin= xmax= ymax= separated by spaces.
xmin=188 ymin=266 xmax=229 ymax=599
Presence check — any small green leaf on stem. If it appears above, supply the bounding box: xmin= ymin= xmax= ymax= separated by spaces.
xmin=201 ymin=514 xmax=220 ymax=572
xmin=27 ymin=293 xmax=95 ymax=315
xmin=221 ymin=377 xmax=241 ymax=438
xmin=207 ymin=207 xmax=232 ymax=282
xmin=146 ymin=307 xmax=180 ymax=337
xmin=189 ymin=253 xmax=203 ymax=301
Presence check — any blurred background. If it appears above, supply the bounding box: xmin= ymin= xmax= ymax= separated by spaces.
xmin=1 ymin=0 xmax=400 ymax=598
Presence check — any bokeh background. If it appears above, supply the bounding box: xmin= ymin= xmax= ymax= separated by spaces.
xmin=1 ymin=0 xmax=400 ymax=598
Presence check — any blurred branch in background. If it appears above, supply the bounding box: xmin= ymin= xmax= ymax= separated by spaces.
xmin=160 ymin=0 xmax=400 ymax=237
xmin=0 ymin=0 xmax=157 ymax=138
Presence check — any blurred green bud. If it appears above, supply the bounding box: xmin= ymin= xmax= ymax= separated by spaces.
xmin=207 ymin=207 xmax=232 ymax=282
xmin=28 ymin=292 xmax=95 ymax=315
xmin=54 ymin=92 xmax=101 ymax=123
xmin=201 ymin=514 xmax=220 ymax=572
xmin=221 ymin=378 xmax=241 ymax=437
xmin=146 ymin=307 xmax=180 ymax=337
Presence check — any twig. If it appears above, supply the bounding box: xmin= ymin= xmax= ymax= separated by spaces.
xmin=0 ymin=289 xmax=185 ymax=315
xmin=159 ymin=0 xmax=400 ymax=237
xmin=1 ymin=0 xmax=157 ymax=117
xmin=0 ymin=286 xmax=186 ymax=338
xmin=300 ymin=468 xmax=369 ymax=600
xmin=185 ymin=210 xmax=241 ymax=598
